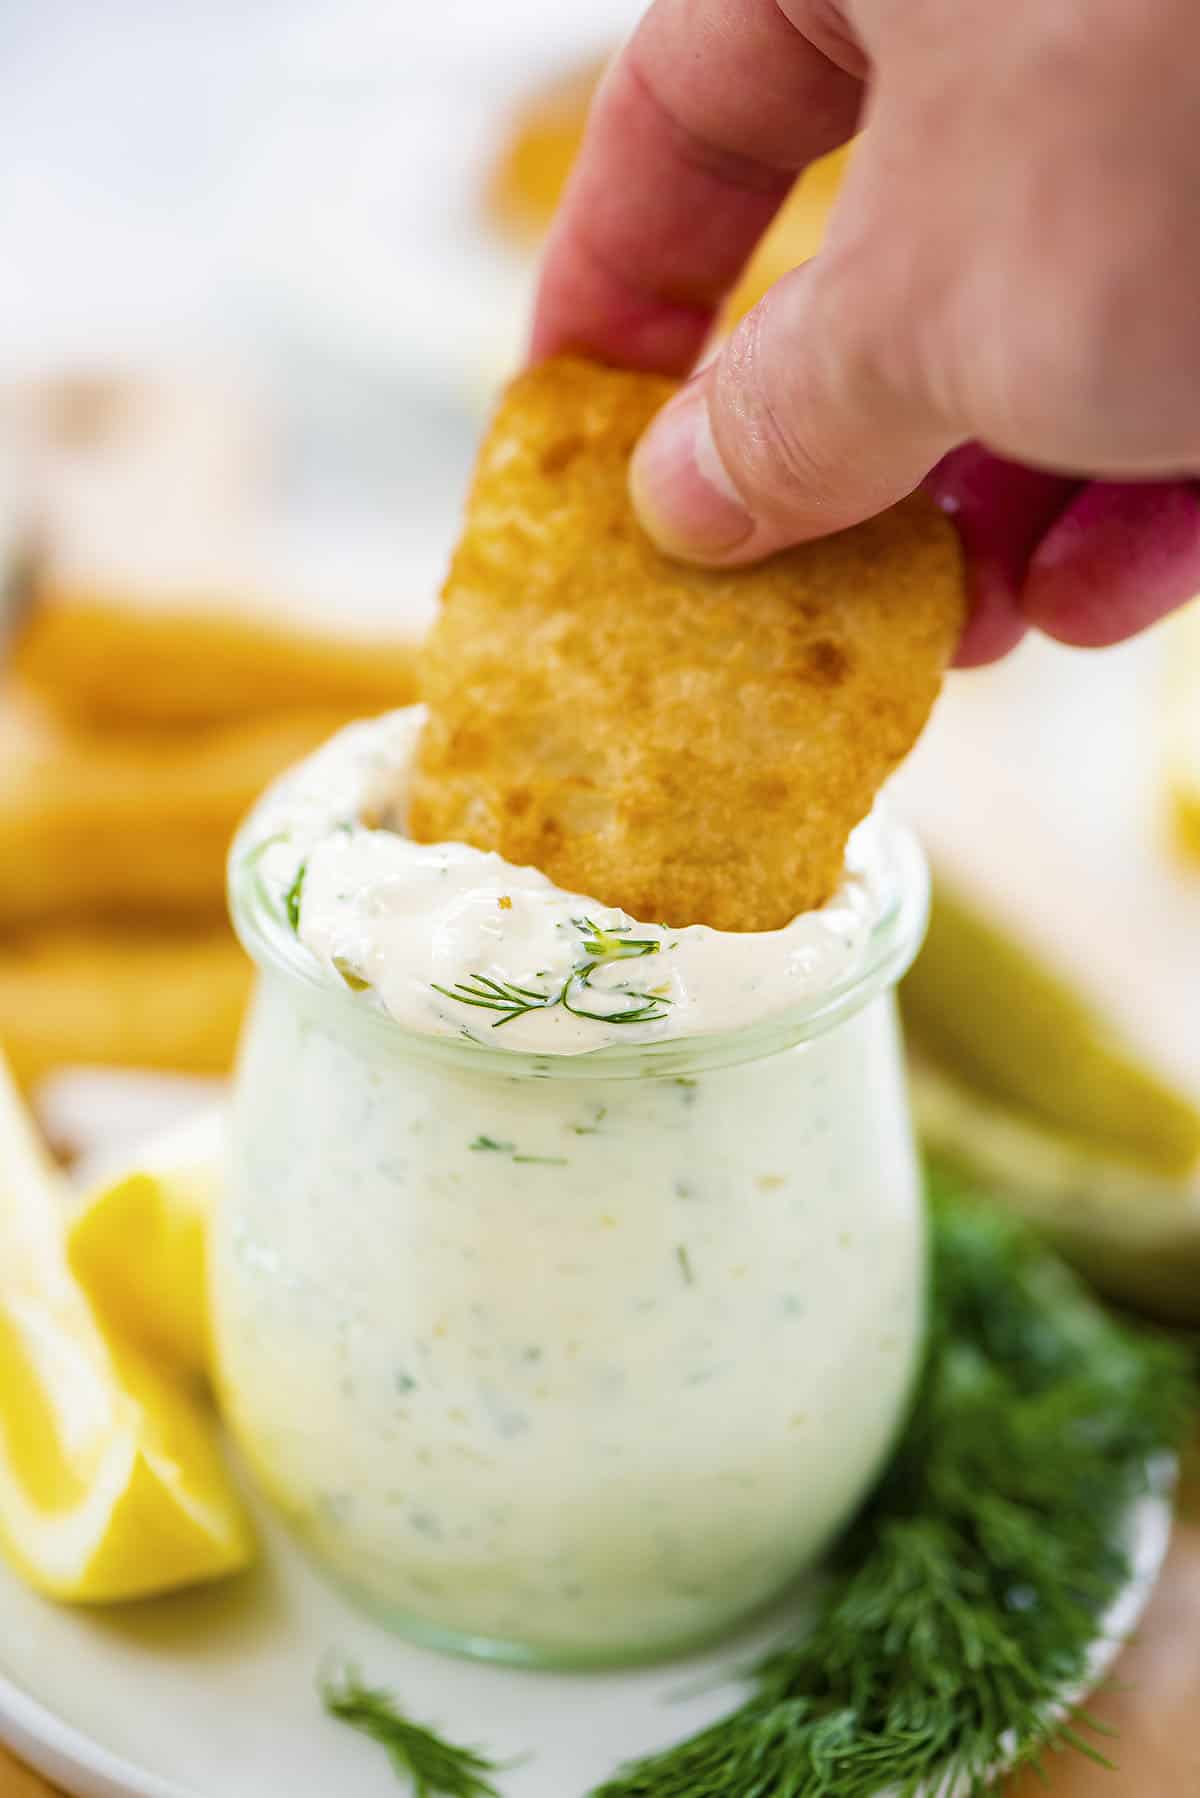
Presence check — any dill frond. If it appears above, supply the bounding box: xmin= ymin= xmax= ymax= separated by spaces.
xmin=591 ymin=1179 xmax=1192 ymax=1798
xmin=284 ymin=861 xmax=307 ymax=933
xmin=322 ymin=1667 xmax=507 ymax=1798
xmin=432 ymin=974 xmax=557 ymax=1027
xmin=433 ymin=916 xmax=672 ymax=1031
xmin=573 ymin=917 xmax=663 ymax=961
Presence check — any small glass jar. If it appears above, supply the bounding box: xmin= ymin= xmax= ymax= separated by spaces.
xmin=216 ymin=803 xmax=930 ymax=1669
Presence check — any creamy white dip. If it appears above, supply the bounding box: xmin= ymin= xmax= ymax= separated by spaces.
xmin=247 ymin=708 xmax=893 ymax=1054
xmin=217 ymin=707 xmax=925 ymax=1663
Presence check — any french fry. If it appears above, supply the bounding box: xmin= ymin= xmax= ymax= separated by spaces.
xmin=0 ymin=928 xmax=251 ymax=1089
xmin=0 ymin=693 xmax=355 ymax=925
xmin=7 ymin=368 xmax=421 ymax=728
xmin=14 ymin=592 xmax=419 ymax=729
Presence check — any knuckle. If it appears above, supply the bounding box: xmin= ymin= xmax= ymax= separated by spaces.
xmin=976 ymin=297 xmax=1200 ymax=468
xmin=944 ymin=225 xmax=1200 ymax=468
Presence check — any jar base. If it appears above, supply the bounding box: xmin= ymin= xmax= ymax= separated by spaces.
xmin=301 ymin=1535 xmax=802 ymax=1672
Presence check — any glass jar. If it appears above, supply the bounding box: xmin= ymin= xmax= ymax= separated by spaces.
xmin=216 ymin=808 xmax=930 ymax=1669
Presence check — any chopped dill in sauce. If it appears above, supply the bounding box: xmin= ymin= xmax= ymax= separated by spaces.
xmin=284 ymin=861 xmax=307 ymax=933
xmin=470 ymin=1135 xmax=567 ymax=1167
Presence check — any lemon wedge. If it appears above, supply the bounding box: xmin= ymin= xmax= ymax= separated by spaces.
xmin=68 ymin=1108 xmax=223 ymax=1382
xmin=0 ymin=1056 xmax=252 ymax=1601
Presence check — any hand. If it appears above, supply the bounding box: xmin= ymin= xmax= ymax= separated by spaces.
xmin=531 ymin=0 xmax=1200 ymax=663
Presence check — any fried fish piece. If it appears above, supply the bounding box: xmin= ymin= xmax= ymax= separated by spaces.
xmin=411 ymin=357 xmax=965 ymax=932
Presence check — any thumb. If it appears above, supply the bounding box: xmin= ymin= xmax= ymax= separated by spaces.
xmin=630 ymin=256 xmax=957 ymax=564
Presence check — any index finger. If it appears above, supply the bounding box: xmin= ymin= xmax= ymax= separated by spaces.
xmin=530 ymin=0 xmax=863 ymax=375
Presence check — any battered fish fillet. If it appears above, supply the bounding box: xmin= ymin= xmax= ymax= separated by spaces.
xmin=411 ymin=358 xmax=964 ymax=931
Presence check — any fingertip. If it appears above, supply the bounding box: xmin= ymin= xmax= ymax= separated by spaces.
xmin=951 ymin=573 xmax=1029 ymax=667
xmin=530 ymin=219 xmax=717 ymax=374
xmin=1021 ymin=481 xmax=1200 ymax=648
xmin=925 ymin=448 xmax=1077 ymax=668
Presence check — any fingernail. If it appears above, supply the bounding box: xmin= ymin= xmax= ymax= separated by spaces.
xmin=630 ymin=381 xmax=753 ymax=560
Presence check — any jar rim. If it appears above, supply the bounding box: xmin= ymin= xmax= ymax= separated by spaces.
xmin=228 ymin=801 xmax=929 ymax=1082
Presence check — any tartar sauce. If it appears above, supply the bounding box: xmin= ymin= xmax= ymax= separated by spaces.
xmin=248 ymin=708 xmax=892 ymax=1054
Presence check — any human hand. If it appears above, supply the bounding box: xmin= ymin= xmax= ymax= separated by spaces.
xmin=531 ymin=0 xmax=1200 ymax=663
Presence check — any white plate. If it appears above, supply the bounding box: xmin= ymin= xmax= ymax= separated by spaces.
xmin=0 ymin=1464 xmax=1173 ymax=1798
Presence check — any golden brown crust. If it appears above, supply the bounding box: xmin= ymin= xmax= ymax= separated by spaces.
xmin=411 ymin=357 xmax=964 ymax=931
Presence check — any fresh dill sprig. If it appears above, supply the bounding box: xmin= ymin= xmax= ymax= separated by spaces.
xmin=561 ymin=979 xmax=671 ymax=1025
xmin=590 ymin=1177 xmax=1193 ymax=1798
xmin=321 ymin=1666 xmax=507 ymax=1798
xmin=432 ymin=974 xmax=558 ymax=1027
xmin=284 ymin=861 xmax=307 ymax=933
xmin=434 ymin=916 xmax=672 ymax=1031
xmin=572 ymin=917 xmax=663 ymax=961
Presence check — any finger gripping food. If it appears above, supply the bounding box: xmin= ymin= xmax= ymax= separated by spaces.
xmin=411 ymin=357 xmax=964 ymax=931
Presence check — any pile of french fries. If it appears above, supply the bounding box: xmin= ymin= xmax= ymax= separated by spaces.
xmin=1 ymin=374 xmax=420 ymax=1088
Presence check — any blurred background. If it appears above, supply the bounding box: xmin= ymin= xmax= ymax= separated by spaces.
xmin=3 ymin=0 xmax=1200 ymax=1320
xmin=0 ymin=0 xmax=636 ymax=1138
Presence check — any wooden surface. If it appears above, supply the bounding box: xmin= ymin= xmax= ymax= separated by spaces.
xmin=0 ymin=1753 xmax=57 ymax=1797
xmin=1007 ymin=1493 xmax=1200 ymax=1796
xmin=2 ymin=1476 xmax=1199 ymax=1796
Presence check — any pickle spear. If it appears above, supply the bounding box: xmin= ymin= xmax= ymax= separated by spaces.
xmin=0 ymin=1057 xmax=251 ymax=1601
